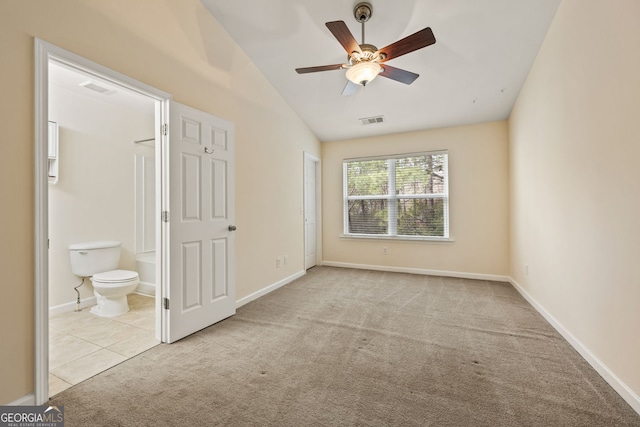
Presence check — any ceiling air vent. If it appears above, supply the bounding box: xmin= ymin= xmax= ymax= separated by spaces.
xmin=359 ymin=115 xmax=385 ymax=126
xmin=79 ymin=80 xmax=115 ymax=95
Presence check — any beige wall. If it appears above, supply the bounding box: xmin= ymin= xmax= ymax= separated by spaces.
xmin=322 ymin=121 xmax=510 ymax=277
xmin=0 ymin=0 xmax=320 ymax=404
xmin=509 ymin=0 xmax=640 ymax=399
xmin=48 ymin=84 xmax=155 ymax=308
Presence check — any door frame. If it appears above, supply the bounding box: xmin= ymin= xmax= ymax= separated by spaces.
xmin=303 ymin=152 xmax=322 ymax=269
xmin=34 ymin=39 xmax=171 ymax=405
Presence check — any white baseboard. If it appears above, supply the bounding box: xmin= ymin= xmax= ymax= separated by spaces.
xmin=509 ymin=277 xmax=640 ymax=415
xmin=48 ymin=296 xmax=97 ymax=316
xmin=6 ymin=393 xmax=35 ymax=406
xmin=321 ymin=261 xmax=510 ymax=282
xmin=135 ymin=282 xmax=156 ymax=297
xmin=236 ymin=270 xmax=306 ymax=309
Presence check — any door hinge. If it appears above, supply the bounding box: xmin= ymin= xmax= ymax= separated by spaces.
xmin=163 ymin=297 xmax=170 ymax=310
xmin=162 ymin=211 xmax=169 ymax=223
xmin=162 ymin=123 xmax=168 ymax=136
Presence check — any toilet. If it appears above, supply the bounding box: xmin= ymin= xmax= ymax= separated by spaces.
xmin=69 ymin=240 xmax=139 ymax=317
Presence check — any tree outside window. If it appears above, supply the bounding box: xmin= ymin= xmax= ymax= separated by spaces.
xmin=343 ymin=152 xmax=449 ymax=239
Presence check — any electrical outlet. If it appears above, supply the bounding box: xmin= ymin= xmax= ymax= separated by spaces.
xmin=283 ymin=255 xmax=288 ymax=265
xmin=276 ymin=257 xmax=281 ymax=268
xmin=383 ymin=247 xmax=388 ymax=255
xmin=525 ymin=264 xmax=529 ymax=276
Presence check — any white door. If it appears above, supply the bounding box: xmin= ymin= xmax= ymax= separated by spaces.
xmin=304 ymin=155 xmax=317 ymax=269
xmin=164 ymin=101 xmax=235 ymax=343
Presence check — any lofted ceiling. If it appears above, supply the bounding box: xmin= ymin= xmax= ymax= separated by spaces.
xmin=201 ymin=0 xmax=561 ymax=142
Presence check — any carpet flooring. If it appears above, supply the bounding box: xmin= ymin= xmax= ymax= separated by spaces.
xmin=50 ymin=267 xmax=640 ymax=426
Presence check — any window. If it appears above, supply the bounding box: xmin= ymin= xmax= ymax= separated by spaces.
xmin=343 ymin=151 xmax=449 ymax=239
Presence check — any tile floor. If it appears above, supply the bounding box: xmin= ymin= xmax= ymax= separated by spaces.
xmin=49 ymin=293 xmax=160 ymax=397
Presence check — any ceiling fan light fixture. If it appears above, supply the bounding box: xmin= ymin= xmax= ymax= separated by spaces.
xmin=294 ymin=1 xmax=436 ymax=93
xmin=346 ymin=61 xmax=381 ymax=86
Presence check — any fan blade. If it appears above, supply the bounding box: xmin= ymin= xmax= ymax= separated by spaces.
xmin=378 ymin=27 xmax=436 ymax=62
xmin=326 ymin=21 xmax=362 ymax=55
xmin=296 ymin=64 xmax=345 ymax=74
xmin=379 ymin=64 xmax=419 ymax=85
xmin=342 ymin=80 xmax=359 ymax=96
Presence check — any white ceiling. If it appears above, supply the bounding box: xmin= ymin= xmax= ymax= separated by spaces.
xmin=201 ymin=0 xmax=561 ymax=142
xmin=49 ymin=62 xmax=155 ymax=116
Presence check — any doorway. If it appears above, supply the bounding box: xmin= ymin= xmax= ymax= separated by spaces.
xmin=46 ymin=60 xmax=160 ymax=397
xmin=304 ymin=152 xmax=321 ymax=270
xmin=34 ymin=39 xmax=170 ymax=404
xmin=35 ymin=39 xmax=238 ymax=405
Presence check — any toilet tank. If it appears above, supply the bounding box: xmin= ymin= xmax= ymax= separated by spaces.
xmin=69 ymin=241 xmax=121 ymax=277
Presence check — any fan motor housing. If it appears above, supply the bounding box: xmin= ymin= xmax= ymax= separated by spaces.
xmin=348 ymin=43 xmax=379 ymax=65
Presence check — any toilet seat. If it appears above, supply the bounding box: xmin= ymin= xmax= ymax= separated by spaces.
xmin=92 ymin=269 xmax=139 ymax=285
xmin=90 ymin=269 xmax=139 ymax=317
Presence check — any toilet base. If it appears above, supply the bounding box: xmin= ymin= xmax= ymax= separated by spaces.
xmin=91 ymin=293 xmax=129 ymax=317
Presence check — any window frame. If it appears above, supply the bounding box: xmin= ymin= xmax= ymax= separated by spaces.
xmin=342 ymin=151 xmax=450 ymax=241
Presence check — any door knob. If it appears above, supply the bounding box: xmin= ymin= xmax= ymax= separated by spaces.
xmin=228 ymin=225 xmax=237 ymax=231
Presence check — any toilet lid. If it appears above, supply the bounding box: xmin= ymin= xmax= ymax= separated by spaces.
xmin=93 ymin=270 xmax=139 ymax=283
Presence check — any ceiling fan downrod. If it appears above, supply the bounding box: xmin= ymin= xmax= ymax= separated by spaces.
xmin=354 ymin=2 xmax=372 ymax=44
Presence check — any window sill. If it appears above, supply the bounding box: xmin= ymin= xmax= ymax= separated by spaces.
xmin=340 ymin=234 xmax=455 ymax=243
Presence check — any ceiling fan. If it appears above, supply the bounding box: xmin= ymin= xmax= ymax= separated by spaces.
xmin=295 ymin=2 xmax=436 ymax=95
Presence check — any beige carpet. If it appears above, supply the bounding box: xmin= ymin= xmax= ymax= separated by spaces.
xmin=50 ymin=267 xmax=640 ymax=426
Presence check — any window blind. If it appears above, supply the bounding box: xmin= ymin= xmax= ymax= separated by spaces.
xmin=343 ymin=152 xmax=449 ymax=239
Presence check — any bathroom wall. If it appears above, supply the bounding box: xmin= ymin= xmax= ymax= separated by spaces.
xmin=48 ymin=82 xmax=155 ymax=309
xmin=134 ymin=150 xmax=155 ymax=255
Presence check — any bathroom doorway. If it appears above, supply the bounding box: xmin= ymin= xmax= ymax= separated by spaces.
xmin=34 ymin=40 xmax=170 ymax=404
xmin=35 ymin=39 xmax=237 ymax=405
xmin=46 ymin=60 xmax=160 ymax=397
